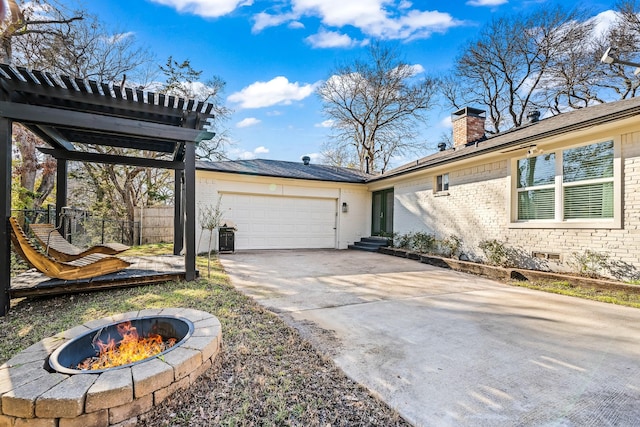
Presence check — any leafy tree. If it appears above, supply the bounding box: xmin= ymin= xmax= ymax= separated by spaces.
xmin=158 ymin=57 xmax=232 ymax=161
xmin=317 ymin=42 xmax=437 ymax=173
xmin=70 ymin=58 xmax=231 ymax=240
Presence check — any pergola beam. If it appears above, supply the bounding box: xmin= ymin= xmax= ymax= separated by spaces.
xmin=38 ymin=147 xmax=186 ymax=170
xmin=0 ymin=101 xmax=214 ymax=145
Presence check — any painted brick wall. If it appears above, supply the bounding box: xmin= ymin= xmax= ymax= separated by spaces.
xmin=394 ymin=160 xmax=508 ymax=258
xmin=393 ymin=131 xmax=640 ymax=280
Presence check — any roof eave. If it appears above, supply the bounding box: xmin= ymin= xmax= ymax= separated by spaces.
xmin=370 ymin=104 xmax=640 ymax=182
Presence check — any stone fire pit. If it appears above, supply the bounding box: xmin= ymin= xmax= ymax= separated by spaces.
xmin=0 ymin=308 xmax=222 ymax=426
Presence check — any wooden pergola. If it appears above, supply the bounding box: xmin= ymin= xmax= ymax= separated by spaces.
xmin=0 ymin=64 xmax=215 ymax=315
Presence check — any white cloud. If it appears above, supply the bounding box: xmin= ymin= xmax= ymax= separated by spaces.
xmin=290 ymin=0 xmax=461 ymax=40
xmin=228 ymin=76 xmax=319 ymax=109
xmin=232 ymin=146 xmax=270 ymax=160
xmin=236 ymin=117 xmax=261 ymax=128
xmin=305 ymin=152 xmax=323 ymax=163
xmin=465 ymin=0 xmax=507 ymax=5
xmin=440 ymin=115 xmax=452 ymax=128
xmin=252 ymin=11 xmax=298 ymax=32
xmin=150 ymin=0 xmax=253 ymax=18
xmin=408 ymin=64 xmax=425 ymax=75
xmin=288 ymin=21 xmax=305 ymax=29
xmin=236 ymin=150 xmax=256 ymax=160
xmin=590 ymin=10 xmax=619 ymax=41
xmin=251 ymin=0 xmax=462 ymax=41
xmin=306 ymin=28 xmax=356 ymax=48
xmin=315 ymin=119 xmax=334 ymax=128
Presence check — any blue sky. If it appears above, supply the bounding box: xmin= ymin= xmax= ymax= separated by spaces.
xmin=66 ymin=0 xmax=617 ymax=166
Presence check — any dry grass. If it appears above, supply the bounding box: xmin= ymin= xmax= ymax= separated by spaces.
xmin=1 ymin=245 xmax=408 ymax=426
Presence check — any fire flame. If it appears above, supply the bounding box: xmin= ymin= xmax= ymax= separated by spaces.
xmin=77 ymin=321 xmax=177 ymax=370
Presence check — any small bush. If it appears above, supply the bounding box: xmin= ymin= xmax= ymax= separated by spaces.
xmin=413 ymin=232 xmax=436 ymax=254
xmin=569 ymin=250 xmax=609 ymax=278
xmin=439 ymin=235 xmax=462 ymax=258
xmin=479 ymin=239 xmax=513 ymax=267
xmin=395 ymin=232 xmax=414 ymax=250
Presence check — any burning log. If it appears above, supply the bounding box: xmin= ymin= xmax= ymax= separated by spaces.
xmin=76 ymin=321 xmax=177 ymax=370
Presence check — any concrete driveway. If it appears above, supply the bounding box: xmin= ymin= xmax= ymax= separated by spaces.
xmin=219 ymin=250 xmax=640 ymax=427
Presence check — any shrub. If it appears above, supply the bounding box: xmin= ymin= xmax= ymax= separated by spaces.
xmin=439 ymin=235 xmax=462 ymax=258
xmin=413 ymin=232 xmax=436 ymax=254
xmin=479 ymin=239 xmax=513 ymax=267
xmin=395 ymin=232 xmax=414 ymax=250
xmin=569 ymin=250 xmax=609 ymax=278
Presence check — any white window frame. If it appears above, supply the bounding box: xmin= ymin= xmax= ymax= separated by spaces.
xmin=509 ymin=137 xmax=622 ymax=229
xmin=435 ymin=173 xmax=449 ymax=195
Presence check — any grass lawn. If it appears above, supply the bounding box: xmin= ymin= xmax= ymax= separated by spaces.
xmin=509 ymin=279 xmax=640 ymax=309
xmin=1 ymin=244 xmax=407 ymax=426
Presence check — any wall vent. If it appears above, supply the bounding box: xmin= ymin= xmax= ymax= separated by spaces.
xmin=532 ymin=251 xmax=561 ymax=261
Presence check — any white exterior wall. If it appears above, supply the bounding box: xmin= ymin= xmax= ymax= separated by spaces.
xmin=393 ymin=160 xmax=508 ymax=257
xmin=386 ymin=127 xmax=640 ymax=280
xmin=195 ymin=170 xmax=370 ymax=252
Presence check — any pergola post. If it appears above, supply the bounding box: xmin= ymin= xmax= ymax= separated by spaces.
xmin=184 ymin=141 xmax=196 ymax=280
xmin=173 ymin=170 xmax=184 ymax=256
xmin=0 ymin=117 xmax=12 ymax=316
xmin=55 ymin=158 xmax=68 ymax=227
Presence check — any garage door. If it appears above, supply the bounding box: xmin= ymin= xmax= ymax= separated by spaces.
xmin=222 ymin=194 xmax=337 ymax=250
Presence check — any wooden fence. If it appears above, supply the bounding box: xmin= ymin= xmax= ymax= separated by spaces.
xmin=135 ymin=206 xmax=174 ymax=244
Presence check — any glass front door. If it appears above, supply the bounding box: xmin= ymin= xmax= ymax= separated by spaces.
xmin=372 ymin=188 xmax=394 ymax=236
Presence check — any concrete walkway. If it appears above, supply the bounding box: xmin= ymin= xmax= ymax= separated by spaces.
xmin=219 ymin=250 xmax=640 ymax=427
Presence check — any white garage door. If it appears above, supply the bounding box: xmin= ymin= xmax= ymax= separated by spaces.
xmin=222 ymin=194 xmax=337 ymax=250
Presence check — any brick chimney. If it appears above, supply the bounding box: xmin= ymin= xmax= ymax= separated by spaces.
xmin=451 ymin=107 xmax=486 ymax=148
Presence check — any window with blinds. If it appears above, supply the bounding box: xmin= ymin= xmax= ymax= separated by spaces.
xmin=516 ymin=153 xmax=556 ymax=220
xmin=562 ymin=141 xmax=614 ymax=219
xmin=515 ymin=140 xmax=615 ymax=222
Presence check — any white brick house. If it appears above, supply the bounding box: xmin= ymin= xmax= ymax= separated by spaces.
xmin=197 ymin=97 xmax=640 ymax=280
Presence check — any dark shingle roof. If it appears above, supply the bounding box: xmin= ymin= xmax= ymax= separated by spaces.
xmin=197 ymin=159 xmax=372 ymax=183
xmin=198 ymin=98 xmax=640 ymax=184
xmin=377 ymin=96 xmax=640 ymax=180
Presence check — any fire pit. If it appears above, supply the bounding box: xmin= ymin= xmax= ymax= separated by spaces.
xmin=0 ymin=308 xmax=222 ymax=426
xmin=49 ymin=315 xmax=193 ymax=374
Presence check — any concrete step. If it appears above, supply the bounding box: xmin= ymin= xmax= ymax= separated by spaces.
xmin=360 ymin=237 xmax=391 ymax=245
xmin=348 ymin=243 xmax=380 ymax=252
xmin=348 ymin=237 xmax=390 ymax=252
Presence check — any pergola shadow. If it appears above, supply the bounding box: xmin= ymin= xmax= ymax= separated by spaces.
xmin=0 ymin=64 xmax=215 ymax=314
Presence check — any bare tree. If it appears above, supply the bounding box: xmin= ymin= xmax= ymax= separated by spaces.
xmin=1 ymin=0 xmax=83 ymax=63
xmin=317 ymin=42 xmax=437 ymax=173
xmin=592 ymin=0 xmax=640 ymax=100
xmin=3 ymin=1 xmax=86 ymax=210
xmin=616 ymin=0 xmax=640 ymax=32
xmin=443 ymin=6 xmax=594 ymax=133
xmin=320 ymin=142 xmax=359 ymax=169
xmin=14 ymin=16 xmax=150 ymax=84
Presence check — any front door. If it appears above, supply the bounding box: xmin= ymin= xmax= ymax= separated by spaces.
xmin=372 ymin=188 xmax=394 ymax=236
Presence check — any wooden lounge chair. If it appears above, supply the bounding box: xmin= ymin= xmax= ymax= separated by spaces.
xmin=9 ymin=217 xmax=131 ymax=280
xmin=29 ymin=223 xmax=130 ymax=262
